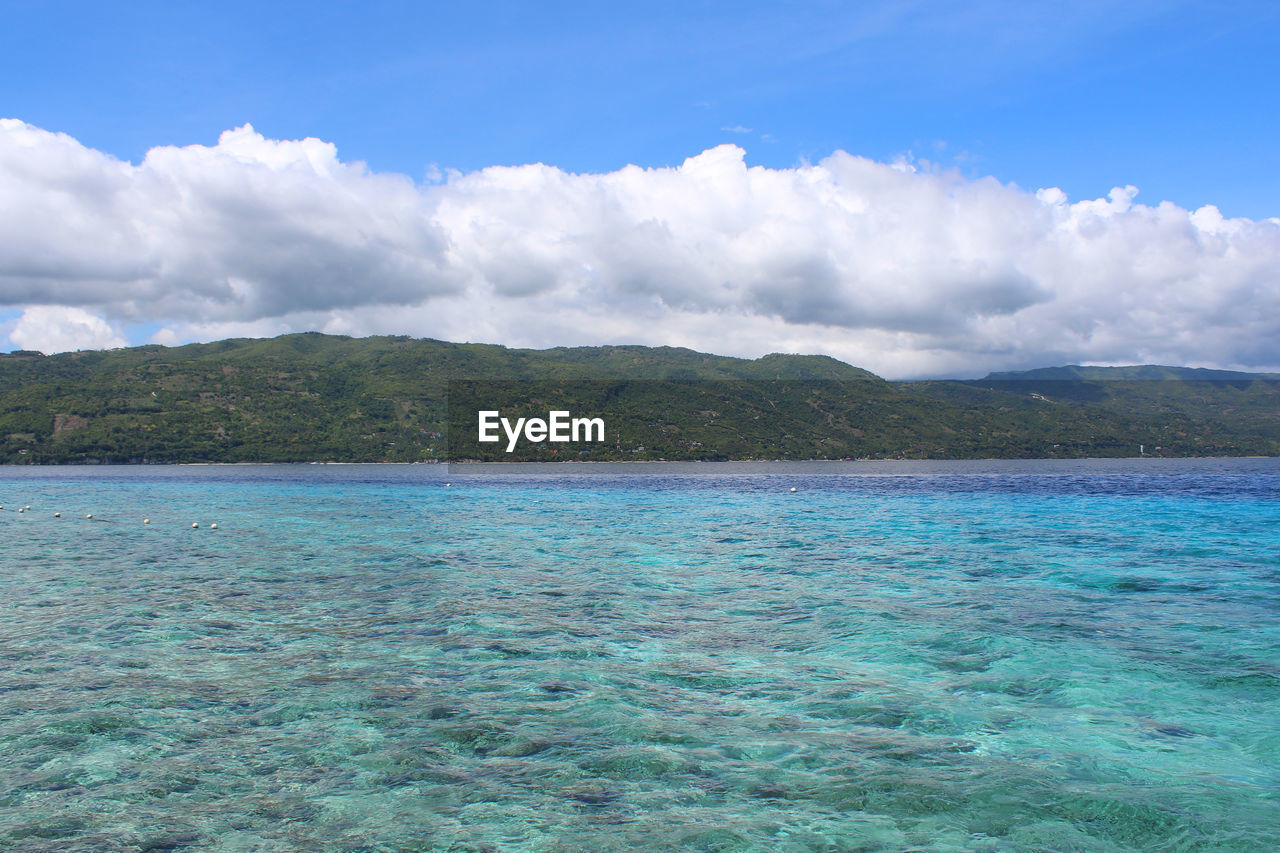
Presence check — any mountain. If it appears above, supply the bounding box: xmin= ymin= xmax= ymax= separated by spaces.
xmin=981 ymin=365 xmax=1280 ymax=382
xmin=919 ymin=365 xmax=1280 ymax=449
xmin=1 ymin=334 xmax=1277 ymax=462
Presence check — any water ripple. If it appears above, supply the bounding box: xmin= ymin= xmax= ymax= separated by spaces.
xmin=0 ymin=460 xmax=1277 ymax=851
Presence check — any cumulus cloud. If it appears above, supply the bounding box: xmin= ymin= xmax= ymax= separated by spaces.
xmin=9 ymin=306 xmax=127 ymax=353
xmin=1 ymin=118 xmax=1278 ymax=376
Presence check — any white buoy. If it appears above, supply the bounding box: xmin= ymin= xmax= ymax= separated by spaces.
xmin=86 ymin=514 xmax=93 ymax=519
xmin=143 ymin=518 xmax=150 ymax=524
xmin=445 ymin=482 xmax=451 ymax=487
xmin=25 ymin=505 xmax=31 ymax=510
xmin=54 ymin=512 xmax=61 ymax=518
xmin=192 ymin=522 xmax=199 ymax=529
xmin=210 ymin=523 xmax=218 ymax=530
xmin=18 ymin=507 xmax=25 ymax=513
xmin=789 ymin=487 xmax=797 ymax=493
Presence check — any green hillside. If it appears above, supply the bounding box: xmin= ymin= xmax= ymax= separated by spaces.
xmin=922 ymin=365 xmax=1280 ymax=454
xmin=0 ymin=335 xmax=1277 ymax=462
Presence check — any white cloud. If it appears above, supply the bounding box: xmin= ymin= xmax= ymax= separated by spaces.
xmin=2 ymin=119 xmax=1279 ymax=377
xmin=9 ymin=306 xmax=127 ymax=353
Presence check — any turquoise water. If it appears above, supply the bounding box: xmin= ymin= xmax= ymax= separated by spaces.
xmin=1 ymin=460 xmax=1277 ymax=852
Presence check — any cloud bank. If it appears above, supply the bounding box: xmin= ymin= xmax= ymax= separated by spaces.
xmin=2 ymin=119 xmax=1278 ymax=377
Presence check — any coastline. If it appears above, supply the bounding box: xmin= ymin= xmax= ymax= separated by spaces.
xmin=1 ymin=453 xmax=1276 ymax=467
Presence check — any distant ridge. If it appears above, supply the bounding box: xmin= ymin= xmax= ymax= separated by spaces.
xmin=1 ymin=333 xmax=1278 ymax=462
xmin=982 ymin=365 xmax=1280 ymax=382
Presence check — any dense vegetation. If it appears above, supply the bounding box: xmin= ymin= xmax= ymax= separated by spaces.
xmin=0 ymin=333 xmax=1277 ymax=463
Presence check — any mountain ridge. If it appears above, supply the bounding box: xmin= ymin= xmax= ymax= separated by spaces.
xmin=980 ymin=365 xmax=1280 ymax=382
xmin=1 ymin=333 xmax=1277 ymax=462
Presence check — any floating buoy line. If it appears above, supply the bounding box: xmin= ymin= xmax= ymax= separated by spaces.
xmin=0 ymin=502 xmax=220 ymax=530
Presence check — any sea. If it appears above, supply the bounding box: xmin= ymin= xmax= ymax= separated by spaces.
xmin=0 ymin=459 xmax=1277 ymax=852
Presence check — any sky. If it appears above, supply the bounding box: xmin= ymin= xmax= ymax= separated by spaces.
xmin=1 ymin=0 xmax=1278 ymax=377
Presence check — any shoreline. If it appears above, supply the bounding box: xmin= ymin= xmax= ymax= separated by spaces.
xmin=1 ymin=455 xmax=1276 ymax=470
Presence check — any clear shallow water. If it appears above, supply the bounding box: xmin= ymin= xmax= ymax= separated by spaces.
xmin=0 ymin=459 xmax=1277 ymax=852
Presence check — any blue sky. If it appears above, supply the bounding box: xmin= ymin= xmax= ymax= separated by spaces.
xmin=2 ymin=0 xmax=1279 ymax=375
xmin=6 ymin=0 xmax=1278 ymax=218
